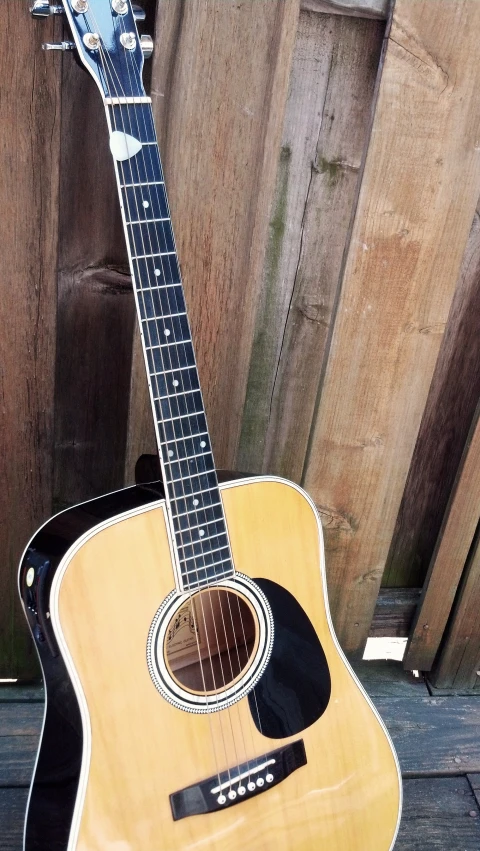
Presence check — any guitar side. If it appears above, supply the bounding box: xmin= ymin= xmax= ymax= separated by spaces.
xmin=23 ymin=476 xmax=401 ymax=851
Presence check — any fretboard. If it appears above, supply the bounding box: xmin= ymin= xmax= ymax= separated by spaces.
xmin=106 ymin=101 xmax=234 ymax=592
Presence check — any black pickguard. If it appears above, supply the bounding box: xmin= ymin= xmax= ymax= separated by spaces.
xmin=249 ymin=579 xmax=331 ymax=738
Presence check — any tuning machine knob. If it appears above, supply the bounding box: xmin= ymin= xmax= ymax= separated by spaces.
xmin=140 ymin=34 xmax=153 ymax=58
xmin=30 ymin=1 xmax=64 ymax=16
xmin=42 ymin=41 xmax=76 ymax=50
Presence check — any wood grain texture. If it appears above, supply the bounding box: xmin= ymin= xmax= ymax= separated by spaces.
xmin=396 ymin=778 xmax=480 ymax=850
xmin=303 ymin=0 xmax=480 ymax=657
xmin=237 ymin=12 xmax=384 ymax=478
xmin=370 ymin=588 xmax=421 ymax=637
xmin=468 ymin=774 xmax=480 ymax=809
xmin=0 ymin=1 xmax=61 ymax=679
xmin=0 ymin=788 xmax=29 ymax=850
xmin=373 ymin=695 xmax=480 ymax=775
xmin=429 ymin=531 xmax=480 ymax=690
xmin=126 ymin=0 xmax=301 ymax=474
xmin=54 ymin=266 xmax=135 ymax=511
xmin=55 ymin=480 xmax=400 ymax=850
xmin=301 ymin=0 xmax=390 ymax=19
xmin=384 ymin=198 xmax=480 ymax=588
xmin=54 ymin=54 xmax=135 ymax=511
xmin=405 ymin=404 xmax=480 ymax=672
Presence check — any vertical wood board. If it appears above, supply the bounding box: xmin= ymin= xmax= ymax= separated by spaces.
xmin=405 ymin=403 xmax=480 ymax=672
xmin=431 ymin=530 xmax=480 ymax=690
xmin=384 ymin=197 xmax=480 ymax=587
xmin=0 ymin=3 xmax=61 ymax=677
xmin=303 ymin=0 xmax=480 ymax=656
xmin=54 ymin=56 xmax=134 ymax=510
xmin=237 ymin=11 xmax=384 ymax=478
xmin=126 ymin=0 xmax=300 ymax=473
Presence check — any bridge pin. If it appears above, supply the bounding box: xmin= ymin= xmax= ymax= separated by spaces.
xmin=256 ymin=777 xmax=265 ymax=787
xmin=228 ymin=789 xmax=237 ymax=800
xmin=266 ymin=773 xmax=274 ymax=783
xmin=217 ymin=794 xmax=227 ymax=805
xmin=247 ymin=781 xmax=256 ymax=792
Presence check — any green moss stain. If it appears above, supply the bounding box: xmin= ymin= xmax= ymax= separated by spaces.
xmin=315 ymin=156 xmax=342 ymax=187
xmin=237 ymin=145 xmax=291 ymax=472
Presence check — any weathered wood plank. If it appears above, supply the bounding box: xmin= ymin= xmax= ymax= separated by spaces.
xmin=0 ymin=788 xmax=29 ymax=851
xmin=370 ymin=588 xmax=421 ymax=637
xmin=396 ymin=778 xmax=480 ymax=850
xmin=54 ymin=266 xmax=135 ymax=511
xmin=468 ymin=774 xmax=480 ymax=809
xmin=0 ymin=704 xmax=43 ymax=737
xmin=53 ymin=53 xmax=134 ymax=511
xmin=384 ymin=198 xmax=480 ymax=588
xmin=0 ymin=737 xmax=39 ymax=787
xmin=374 ymin=695 xmax=480 ymax=775
xmin=353 ymin=659 xmax=428 ymax=697
xmin=429 ymin=531 xmax=480 ymax=690
xmin=0 ymin=686 xmax=44 ymax=703
xmin=126 ymin=0 xmax=300 ymax=474
xmin=237 ymin=12 xmax=384 ymax=478
xmin=301 ymin=0 xmax=390 ymax=20
xmin=405 ymin=403 xmax=480 ymax=672
xmin=0 ymin=2 xmax=62 ymax=679
xmin=303 ymin=0 xmax=480 ymax=657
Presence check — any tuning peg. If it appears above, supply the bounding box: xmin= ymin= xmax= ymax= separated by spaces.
xmin=132 ymin=4 xmax=146 ymax=22
xmin=30 ymin=1 xmax=64 ymax=16
xmin=42 ymin=41 xmax=76 ymax=50
xmin=140 ymin=34 xmax=153 ymax=58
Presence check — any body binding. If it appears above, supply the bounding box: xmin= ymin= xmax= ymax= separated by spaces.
xmin=20 ymin=476 xmax=401 ymax=851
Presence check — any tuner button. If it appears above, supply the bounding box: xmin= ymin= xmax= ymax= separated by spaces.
xmin=132 ymin=4 xmax=146 ymax=22
xmin=42 ymin=41 xmax=77 ymax=51
xmin=140 ymin=34 xmax=154 ymax=59
xmin=31 ymin=1 xmax=64 ymax=17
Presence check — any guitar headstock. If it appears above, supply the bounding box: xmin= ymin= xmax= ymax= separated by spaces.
xmin=32 ymin=1 xmax=151 ymax=99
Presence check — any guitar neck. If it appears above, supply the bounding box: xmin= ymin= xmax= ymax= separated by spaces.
xmin=106 ymin=99 xmax=234 ymax=592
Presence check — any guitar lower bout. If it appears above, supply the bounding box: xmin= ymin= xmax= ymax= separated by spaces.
xmin=30 ymin=476 xmax=401 ymax=851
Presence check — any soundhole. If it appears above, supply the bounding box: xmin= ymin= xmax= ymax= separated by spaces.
xmin=164 ymin=589 xmax=258 ymax=695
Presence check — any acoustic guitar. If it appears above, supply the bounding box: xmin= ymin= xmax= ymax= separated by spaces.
xmin=19 ymin=2 xmax=402 ymax=848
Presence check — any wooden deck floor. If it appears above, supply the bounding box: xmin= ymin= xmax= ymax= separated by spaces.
xmin=1 ymin=660 xmax=479 ymax=849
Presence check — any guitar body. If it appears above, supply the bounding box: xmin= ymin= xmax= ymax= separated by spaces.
xmin=21 ymin=476 xmax=401 ymax=851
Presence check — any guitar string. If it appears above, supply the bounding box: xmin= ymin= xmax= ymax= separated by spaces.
xmin=116 ymin=24 xmax=249 ymax=790
xmin=88 ymin=11 xmax=238 ymax=793
xmin=117 ymin=16 xmax=257 ymax=786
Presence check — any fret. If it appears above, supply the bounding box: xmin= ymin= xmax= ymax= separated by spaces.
xmin=129 ymin=222 xmax=175 ymax=256
xmin=159 ymin=411 xmax=203 ymax=425
xmin=134 ymin=257 xmax=181 ymax=289
xmin=173 ymin=509 xmax=223 ymax=530
xmin=145 ymin=311 xmax=186 ymax=325
xmin=159 ymin=411 xmax=207 ymax=443
xmin=160 ymin=408 xmax=204 ymax=422
xmin=132 ymin=251 xmax=176 ymax=260
xmin=170 ymin=484 xmax=218 ymax=501
xmin=154 ymin=393 xmax=205 ymax=423
xmin=174 ymin=504 xmax=221 ymax=522
xmin=121 ymin=180 xmax=165 ymax=189
xmin=127 ymin=217 xmax=170 ymax=226
xmin=177 ymin=531 xmax=229 ymax=554
xmin=180 ymin=547 xmax=231 ymax=568
xmin=169 ymin=488 xmax=220 ymax=517
xmin=122 ymin=183 xmax=169 ymax=221
xmin=161 ymin=432 xmax=209 ymax=459
xmin=165 ymin=459 xmax=215 ymax=487
xmin=119 ymin=145 xmax=164 ymax=186
xmin=108 ymin=102 xmax=156 ymax=143
xmin=181 ymin=567 xmax=235 ymax=591
xmin=182 ymin=555 xmax=233 ymax=575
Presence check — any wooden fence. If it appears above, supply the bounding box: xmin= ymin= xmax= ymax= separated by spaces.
xmin=1 ymin=0 xmax=479 ymax=690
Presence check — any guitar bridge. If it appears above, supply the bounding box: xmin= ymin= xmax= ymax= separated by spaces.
xmin=169 ymin=739 xmax=306 ymax=820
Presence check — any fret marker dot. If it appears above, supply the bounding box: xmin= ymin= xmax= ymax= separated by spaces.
xmin=154 ymin=268 xmax=161 ymax=277
xmin=200 ymin=440 xmax=206 ymax=448
xmin=173 ymin=379 xmax=179 ymax=387
xmin=199 ymin=529 xmax=205 ymax=537
xmin=193 ymin=499 xmax=199 ymax=506
xmin=164 ymin=329 xmax=171 ymax=336
xmin=168 ymin=450 xmax=174 ymax=457
xmin=143 ymin=200 xmax=149 ymax=208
